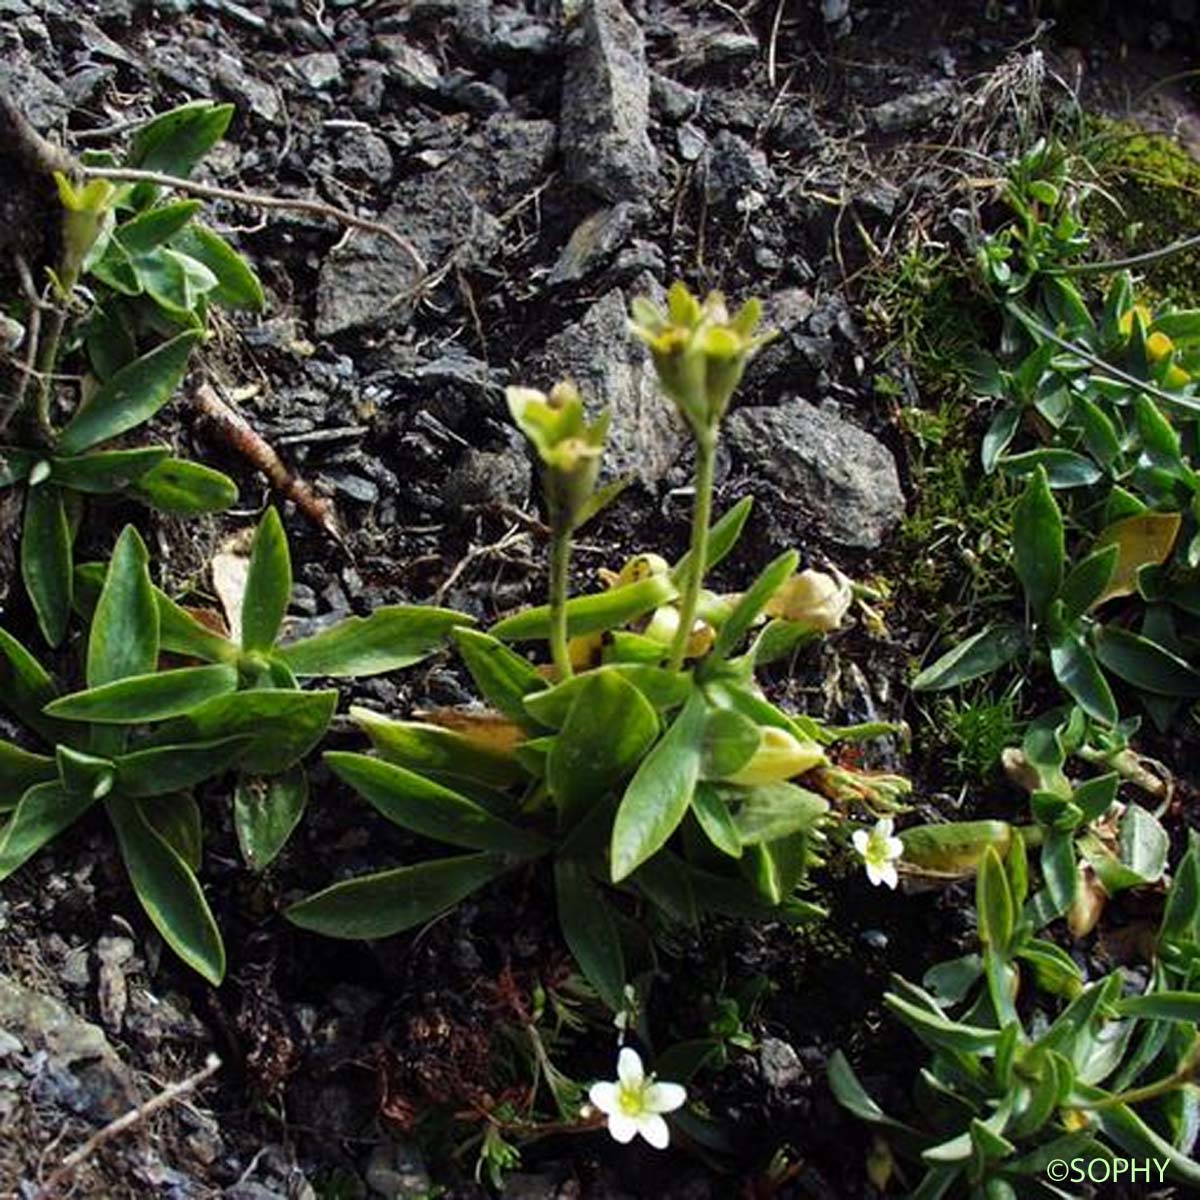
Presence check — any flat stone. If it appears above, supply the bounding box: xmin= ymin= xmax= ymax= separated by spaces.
xmin=540 ymin=286 xmax=688 ymax=490
xmin=868 ymin=84 xmax=953 ymax=133
xmin=725 ymin=401 xmax=904 ymax=550
xmin=293 ymin=51 xmax=342 ymax=91
xmin=374 ymin=34 xmax=441 ymax=92
xmin=444 ymin=447 xmax=531 ymax=513
xmin=548 ymin=202 xmax=646 ymax=286
xmin=560 ymin=0 xmax=659 ymax=203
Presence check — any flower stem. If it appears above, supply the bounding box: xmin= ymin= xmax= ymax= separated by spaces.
xmin=669 ymin=431 xmax=715 ymax=672
xmin=549 ymin=521 xmax=574 ymax=681
xmin=34 ymin=306 xmax=65 ymax=444
xmin=1074 ymin=1074 xmax=1184 ymax=1112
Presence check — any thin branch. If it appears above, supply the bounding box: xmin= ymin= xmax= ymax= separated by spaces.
xmin=81 ymin=165 xmax=427 ymax=277
xmin=36 ymin=1054 xmax=221 ymax=1199
xmin=0 ymin=89 xmax=73 ymax=175
xmin=1055 ymin=232 xmax=1200 ymax=276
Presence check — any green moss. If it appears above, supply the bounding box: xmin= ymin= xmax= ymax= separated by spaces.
xmin=1084 ymin=119 xmax=1200 ymax=307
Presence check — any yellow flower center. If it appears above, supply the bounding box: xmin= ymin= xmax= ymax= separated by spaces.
xmin=617 ymin=1084 xmax=646 ymax=1117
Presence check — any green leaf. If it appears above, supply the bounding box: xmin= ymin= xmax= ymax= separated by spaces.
xmin=523 ymin=665 xmax=691 ymax=728
xmin=1001 ymin=448 xmax=1103 ymax=488
xmin=1014 ymin=940 xmax=1083 ymax=999
xmin=1013 ymin=466 xmax=1064 ymax=618
xmin=912 ymin=625 xmax=1026 ymax=691
xmin=1093 ymin=625 xmax=1200 ymax=697
xmin=1059 ymin=545 xmax=1118 ymax=621
xmin=154 ymin=589 xmax=236 ymax=663
xmin=1073 ymin=772 xmax=1119 ymax=823
xmin=1160 ymin=847 xmax=1200 ymax=947
xmin=324 ymin=752 xmax=545 ymax=856
xmin=158 ymin=689 xmax=336 ymax=775
xmin=48 ymin=447 xmax=170 ymax=493
xmin=46 ymin=663 xmax=237 ymax=723
xmin=115 ymin=201 xmax=203 ymax=253
xmin=132 ymin=457 xmax=237 ymax=513
xmin=127 ymin=101 xmax=234 ymax=180
xmin=234 ymin=766 xmax=308 ymax=871
xmin=610 ymin=690 xmax=707 ymax=882
xmin=21 ymin=483 xmax=73 ymax=647
xmin=555 ymin=858 xmax=625 ymax=1010
xmin=490 ymin=574 xmax=678 ymax=641
xmin=0 ymin=741 xmax=56 ymax=809
xmin=547 ymin=670 xmax=659 ymax=828
xmin=168 ymin=223 xmax=264 ymax=311
xmin=1152 ymin=310 xmax=1200 ymax=343
xmin=1081 ymin=1083 xmax=1200 ymax=1188
xmin=690 ymin=782 xmax=742 ymax=858
xmin=728 ymin=781 xmax=828 ymax=845
xmin=883 ymin=992 xmax=1001 ymax=1055
xmin=982 ymin=405 xmax=1021 ymax=474
xmin=899 ymin=821 xmax=1012 ymax=873
xmin=114 ymin=735 xmax=251 ymax=797
xmin=56 ymin=746 xmax=115 ymax=799
xmin=57 ymin=332 xmax=201 ymax=455
xmin=977 ymin=845 xmax=1014 ymax=953
xmin=671 ymin=496 xmax=754 ymax=585
xmin=0 ymin=782 xmax=96 ymax=879
xmin=1118 ymin=804 xmax=1169 ymax=883
xmin=351 ymin=708 xmax=525 ymax=791
xmin=827 ymin=1050 xmax=926 ymax=1141
xmin=241 ymin=507 xmax=291 ymax=652
xmin=0 ymin=627 xmax=66 ymax=744
xmin=1049 ymin=632 xmax=1117 ymax=725
xmin=108 ymin=795 xmax=225 ymax=984
xmin=1041 ymin=830 xmax=1077 ymax=915
xmin=132 ymin=246 xmax=217 ymax=315
xmin=87 ymin=526 xmax=158 ymax=687
xmin=285 ymin=853 xmax=509 ymax=939
xmin=699 ymin=707 xmax=761 ymax=780
xmin=142 ymin=791 xmax=203 ymax=873
xmin=451 ymin=627 xmax=546 ymax=726
xmin=0 ymin=447 xmax=36 ymax=487
xmin=1115 ymin=992 xmax=1200 ymax=1022
xmin=1072 ymin=392 xmax=1122 ymax=467
xmin=279 ymin=605 xmax=467 ymax=677
xmin=708 ymin=551 xmax=799 ymax=662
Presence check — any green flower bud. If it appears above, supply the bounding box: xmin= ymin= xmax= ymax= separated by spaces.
xmin=54 ymin=172 xmax=117 ymax=288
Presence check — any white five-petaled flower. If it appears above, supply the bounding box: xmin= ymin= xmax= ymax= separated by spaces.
xmin=853 ymin=817 xmax=904 ymax=890
xmin=588 ymin=1047 xmax=686 ymax=1149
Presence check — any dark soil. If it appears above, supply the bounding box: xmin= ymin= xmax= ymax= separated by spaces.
xmin=1 ymin=1 xmax=1199 ymax=1198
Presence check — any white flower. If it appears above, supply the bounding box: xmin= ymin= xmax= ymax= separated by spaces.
xmin=588 ymin=1047 xmax=687 ymax=1149
xmin=853 ymin=817 xmax=904 ymax=889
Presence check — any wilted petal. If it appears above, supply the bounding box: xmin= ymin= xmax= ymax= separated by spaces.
xmin=643 ymin=1081 xmax=687 ymax=1113
xmin=589 ymin=1082 xmax=618 ymax=1114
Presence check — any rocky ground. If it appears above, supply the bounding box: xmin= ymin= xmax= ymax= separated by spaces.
xmin=1 ymin=0 xmax=1199 ymax=1197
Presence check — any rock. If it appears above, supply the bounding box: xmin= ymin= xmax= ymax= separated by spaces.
xmin=0 ymin=43 xmax=69 ymax=130
xmin=365 ymin=1138 xmax=431 ymax=1198
xmin=760 ymin=1037 xmax=804 ymax=1089
xmin=650 ymin=72 xmax=698 ymax=123
xmin=725 ymin=401 xmax=904 ymax=550
xmin=444 ymin=447 xmax=531 ymax=513
xmin=375 ymin=34 xmax=441 ymax=92
xmin=213 ymin=51 xmax=282 ymax=123
xmin=560 ymin=0 xmax=659 ymax=203
xmin=868 ymin=84 xmax=953 ymax=133
xmin=293 ymin=51 xmax=342 ymax=91
xmin=540 ymin=287 xmax=688 ymax=490
xmin=316 ymin=116 xmax=554 ymax=337
xmin=548 ymin=202 xmax=646 ymax=286
xmin=336 ymin=130 xmax=394 ymax=183
xmin=703 ymin=130 xmax=775 ymax=207
xmin=0 ymin=971 xmax=137 ymax=1122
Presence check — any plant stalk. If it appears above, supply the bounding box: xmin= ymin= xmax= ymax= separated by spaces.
xmin=549 ymin=519 xmax=573 ymax=682
xmin=669 ymin=431 xmax=716 ymax=671
xmin=34 ymin=305 xmax=66 ymax=444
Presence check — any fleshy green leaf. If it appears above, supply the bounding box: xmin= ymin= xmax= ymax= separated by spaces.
xmin=547 ymin=670 xmax=659 ymax=828
xmin=491 ymin=574 xmax=678 ymax=642
xmin=115 ymin=201 xmax=203 ymax=253
xmin=21 ymin=483 xmax=73 ymax=647
xmin=691 ymin=782 xmax=742 ymax=858
xmin=1093 ymin=625 xmax=1200 ymax=697
xmin=57 ymin=332 xmax=201 ymax=455
xmin=154 ymin=590 xmax=236 ymax=662
xmin=279 ymin=606 xmax=468 ymax=676
xmin=234 ymin=766 xmax=308 ymax=871
xmin=127 ymin=101 xmax=234 ymax=180
xmin=0 ymin=781 xmax=96 ymax=879
xmin=912 ymin=625 xmax=1026 ymax=691
xmin=0 ymin=627 xmax=66 ymax=744
xmin=1001 ymin=448 xmax=1103 ymax=488
xmin=611 ymin=690 xmax=707 ymax=882
xmin=87 ymin=525 xmax=158 ymax=687
xmin=325 ymin=752 xmax=546 ymax=856
xmin=977 ymin=845 xmax=1014 ymax=953
xmin=169 ymin=223 xmax=264 ymax=311
xmin=142 ymin=791 xmax=203 ymax=873
xmin=1059 ymin=545 xmax=1118 ymax=621
xmin=241 ymin=507 xmax=291 ymax=653
xmin=0 ymin=741 xmax=57 ymax=809
xmin=728 ymin=781 xmax=828 ymax=845
xmin=671 ymin=496 xmax=753 ymax=584
xmin=708 ymin=550 xmax=799 ymax=662
xmin=132 ymin=457 xmax=237 ymax=513
xmin=523 ymin=665 xmax=691 ymax=728
xmin=451 ymin=627 xmax=546 ymax=726
xmin=45 ymin=663 xmax=237 ymax=723
xmin=698 ymin=707 xmax=761 ymax=780
xmin=554 ymin=858 xmax=625 ymax=1011
xmin=114 ymin=735 xmax=251 ymax=797
xmin=108 ymin=795 xmax=225 ymax=984
xmin=1013 ymin=466 xmax=1064 ymax=618
xmin=48 ymin=447 xmax=170 ymax=493
xmin=1049 ymin=632 xmax=1117 ymax=725
xmin=285 ymin=853 xmax=510 ymax=939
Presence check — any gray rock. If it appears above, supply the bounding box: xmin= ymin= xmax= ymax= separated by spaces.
xmin=336 ymin=130 xmax=394 ymax=183
xmin=725 ymin=401 xmax=904 ymax=550
xmin=316 ymin=116 xmax=554 ymax=337
xmin=374 ymin=35 xmax=441 ymax=92
xmin=365 ymin=1138 xmax=431 ymax=1198
xmin=540 ymin=287 xmax=688 ymax=490
xmin=213 ymin=51 xmax=281 ymax=123
xmin=0 ymin=971 xmax=137 ymax=1122
xmin=703 ymin=130 xmax=775 ymax=208
xmin=548 ymin=202 xmax=645 ymax=286
xmin=760 ymin=1037 xmax=804 ymax=1089
xmin=293 ymin=51 xmax=342 ymax=91
xmin=868 ymin=84 xmax=953 ymax=133
xmin=444 ymin=447 xmax=531 ymax=513
xmin=650 ymin=72 xmax=698 ymax=122
xmin=560 ymin=0 xmax=659 ymax=203
xmin=0 ymin=45 xmax=69 ymax=130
